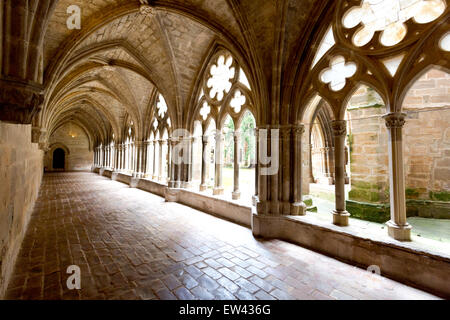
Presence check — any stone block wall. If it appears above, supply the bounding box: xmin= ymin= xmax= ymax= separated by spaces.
xmin=45 ymin=122 xmax=93 ymax=171
xmin=347 ymin=86 xmax=389 ymax=204
xmin=342 ymin=70 xmax=450 ymax=221
xmin=0 ymin=122 xmax=43 ymax=297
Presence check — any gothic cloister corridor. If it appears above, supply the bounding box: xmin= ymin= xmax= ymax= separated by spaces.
xmin=4 ymin=172 xmax=439 ymax=300
xmin=1 ymin=0 xmax=449 ymax=306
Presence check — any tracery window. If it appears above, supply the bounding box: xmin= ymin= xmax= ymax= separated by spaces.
xmin=148 ymin=92 xmax=171 ymax=184
xmin=193 ymin=49 xmax=257 ymax=202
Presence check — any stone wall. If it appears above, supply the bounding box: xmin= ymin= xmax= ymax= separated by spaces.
xmin=45 ymin=122 xmax=93 ymax=171
xmin=342 ymin=70 xmax=450 ymax=221
xmin=0 ymin=122 xmax=43 ymax=298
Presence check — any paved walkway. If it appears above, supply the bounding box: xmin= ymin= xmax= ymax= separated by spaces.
xmin=5 ymin=172 xmax=439 ymax=300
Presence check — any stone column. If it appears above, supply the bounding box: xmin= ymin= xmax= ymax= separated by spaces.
xmin=252 ymin=128 xmax=259 ymax=206
xmin=383 ymin=112 xmax=411 ymax=241
xmin=280 ymin=127 xmax=291 ymax=214
xmin=152 ymin=141 xmax=158 ymax=179
xmin=158 ymin=140 xmax=164 ymax=181
xmin=168 ymin=138 xmax=178 ymax=188
xmin=102 ymin=146 xmax=106 ymax=167
xmin=143 ymin=141 xmax=150 ymax=178
xmin=291 ymin=124 xmax=307 ymax=215
xmin=213 ymin=131 xmax=224 ymax=195
xmin=200 ymin=135 xmax=209 ymax=191
xmin=134 ymin=141 xmax=143 ymax=178
xmin=331 ymin=120 xmax=350 ymax=226
xmin=182 ymin=137 xmax=194 ymax=189
xmin=232 ymin=131 xmax=241 ymax=200
xmin=0 ymin=1 xmax=54 ymax=124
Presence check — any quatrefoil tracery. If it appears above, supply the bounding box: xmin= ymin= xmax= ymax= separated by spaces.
xmin=342 ymin=0 xmax=446 ymax=47
xmin=320 ymin=56 xmax=357 ymax=91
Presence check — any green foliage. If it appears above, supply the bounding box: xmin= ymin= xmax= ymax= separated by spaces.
xmin=223 ymin=112 xmax=256 ymax=167
xmin=240 ymin=112 xmax=256 ymax=166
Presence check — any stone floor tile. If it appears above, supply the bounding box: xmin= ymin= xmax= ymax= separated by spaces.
xmin=5 ymin=172 xmax=439 ymax=301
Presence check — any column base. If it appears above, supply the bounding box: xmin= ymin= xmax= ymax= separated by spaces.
xmin=232 ymin=191 xmax=241 ymax=200
xmin=111 ymin=171 xmax=119 ymax=181
xmin=386 ymin=220 xmax=412 ymax=241
xmin=332 ymin=210 xmax=350 ymax=226
xmin=199 ymin=184 xmax=208 ymax=192
xmin=290 ymin=202 xmax=307 ymax=216
xmin=213 ymin=187 xmax=224 ymax=195
xmin=182 ymin=181 xmax=192 ymax=189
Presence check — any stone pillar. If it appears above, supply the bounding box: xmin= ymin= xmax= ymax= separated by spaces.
xmin=112 ymin=144 xmax=117 ymax=170
xmin=158 ymin=140 xmax=164 ymax=181
xmin=213 ymin=131 xmax=224 ymax=195
xmin=143 ymin=141 xmax=150 ymax=177
xmin=102 ymin=146 xmax=106 ymax=167
xmin=134 ymin=141 xmax=144 ymax=178
xmin=0 ymin=0 xmax=54 ymax=124
xmin=232 ymin=131 xmax=241 ymax=200
xmin=331 ymin=120 xmax=350 ymax=226
xmin=252 ymin=128 xmax=259 ymax=206
xmin=280 ymin=127 xmax=291 ymax=214
xmin=168 ymin=138 xmax=178 ymax=188
xmin=200 ymin=135 xmax=209 ymax=191
xmin=182 ymin=137 xmax=194 ymax=189
xmin=291 ymin=124 xmax=307 ymax=215
xmin=152 ymin=141 xmax=158 ymax=179
xmin=383 ymin=112 xmax=411 ymax=241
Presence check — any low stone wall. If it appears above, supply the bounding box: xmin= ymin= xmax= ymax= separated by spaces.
xmin=346 ymin=200 xmax=390 ymax=223
xmin=177 ymin=190 xmax=252 ymax=227
xmin=346 ymin=199 xmax=450 ymax=222
xmin=0 ymin=122 xmax=43 ymax=298
xmin=116 ymin=173 xmax=132 ymax=185
xmin=137 ymin=179 xmax=166 ymax=198
xmin=101 ymin=169 xmax=113 ymax=178
xmin=252 ymin=213 xmax=450 ymax=298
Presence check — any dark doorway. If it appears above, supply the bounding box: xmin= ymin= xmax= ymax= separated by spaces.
xmin=53 ymin=148 xmax=65 ymax=170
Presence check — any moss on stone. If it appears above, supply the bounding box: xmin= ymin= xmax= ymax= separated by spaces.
xmin=346 ymin=200 xmax=390 ymax=223
xmin=429 ymin=191 xmax=450 ymax=202
xmin=405 ymin=188 xmax=420 ymax=199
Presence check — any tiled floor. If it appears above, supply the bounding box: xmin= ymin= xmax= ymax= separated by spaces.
xmin=5 ymin=172 xmax=439 ymax=300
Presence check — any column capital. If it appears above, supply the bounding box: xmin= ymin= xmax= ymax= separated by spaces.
xmin=202 ymin=135 xmax=210 ymax=143
xmin=214 ymin=131 xmax=224 ymax=141
xmin=0 ymin=79 xmax=44 ymax=124
xmin=136 ymin=141 xmax=146 ymax=148
xmin=233 ymin=130 xmax=242 ymax=141
xmin=331 ymin=120 xmax=347 ymax=137
xmin=280 ymin=127 xmax=292 ymax=140
xmin=292 ymin=124 xmax=305 ymax=136
xmin=383 ymin=112 xmax=406 ymax=128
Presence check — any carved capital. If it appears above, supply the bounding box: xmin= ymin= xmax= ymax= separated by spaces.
xmin=0 ymin=79 xmax=44 ymax=124
xmin=280 ymin=127 xmax=292 ymax=140
xmin=331 ymin=120 xmax=347 ymax=137
xmin=292 ymin=124 xmax=305 ymax=137
xmin=383 ymin=112 xmax=406 ymax=129
xmin=31 ymin=127 xmax=41 ymax=143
